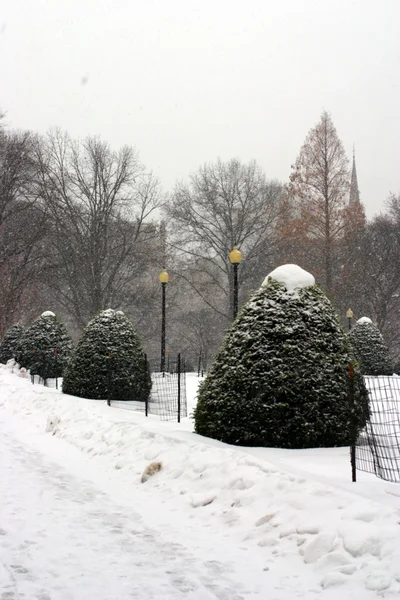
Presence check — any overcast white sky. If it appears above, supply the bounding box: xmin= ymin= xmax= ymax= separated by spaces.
xmin=1 ymin=0 xmax=399 ymax=216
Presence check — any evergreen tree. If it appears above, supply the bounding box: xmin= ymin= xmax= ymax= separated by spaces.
xmin=14 ymin=312 xmax=72 ymax=379
xmin=348 ymin=317 xmax=393 ymax=376
xmin=194 ymin=265 xmax=369 ymax=449
xmin=62 ymin=309 xmax=151 ymax=402
xmin=0 ymin=324 xmax=25 ymax=364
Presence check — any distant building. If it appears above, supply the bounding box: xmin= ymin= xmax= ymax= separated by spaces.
xmin=349 ymin=147 xmax=361 ymax=205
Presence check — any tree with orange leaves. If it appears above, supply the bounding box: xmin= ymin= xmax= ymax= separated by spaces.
xmin=278 ymin=112 xmax=352 ymax=296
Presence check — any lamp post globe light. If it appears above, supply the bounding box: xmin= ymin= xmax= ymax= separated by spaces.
xmin=229 ymin=246 xmax=242 ymax=320
xmin=159 ymin=269 xmax=169 ymax=373
xmin=346 ymin=308 xmax=354 ymax=331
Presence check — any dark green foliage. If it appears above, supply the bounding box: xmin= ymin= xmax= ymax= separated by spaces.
xmin=348 ymin=318 xmax=393 ymax=376
xmin=62 ymin=309 xmax=151 ymax=402
xmin=14 ymin=312 xmax=73 ymax=379
xmin=194 ymin=279 xmax=369 ymax=449
xmin=0 ymin=324 xmax=25 ymax=364
xmin=393 ymin=360 xmax=400 ymax=375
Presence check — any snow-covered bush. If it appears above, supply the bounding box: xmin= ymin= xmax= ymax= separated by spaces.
xmin=194 ymin=265 xmax=369 ymax=449
xmin=0 ymin=324 xmax=25 ymax=364
xmin=14 ymin=312 xmax=73 ymax=379
xmin=348 ymin=317 xmax=393 ymax=376
xmin=62 ymin=309 xmax=151 ymax=402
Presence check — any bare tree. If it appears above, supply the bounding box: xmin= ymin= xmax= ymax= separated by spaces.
xmin=0 ymin=128 xmax=37 ymax=231
xmin=34 ymin=130 xmax=163 ymax=328
xmin=360 ymin=196 xmax=400 ymax=355
xmin=0 ymin=126 xmax=48 ymax=336
xmin=168 ymin=158 xmax=282 ymax=318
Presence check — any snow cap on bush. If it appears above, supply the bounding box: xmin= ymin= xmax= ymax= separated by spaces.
xmin=194 ymin=264 xmax=369 ymax=449
xmin=62 ymin=309 xmax=151 ymax=403
xmin=357 ymin=317 xmax=372 ymax=325
xmin=262 ymin=264 xmax=315 ymax=291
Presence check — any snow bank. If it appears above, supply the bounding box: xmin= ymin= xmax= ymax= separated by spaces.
xmin=262 ymin=264 xmax=315 ymax=292
xmin=1 ymin=364 xmax=400 ymax=598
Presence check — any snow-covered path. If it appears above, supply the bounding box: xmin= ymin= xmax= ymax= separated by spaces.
xmin=1 ymin=367 xmax=400 ymax=599
xmin=0 ymin=425 xmax=253 ymax=600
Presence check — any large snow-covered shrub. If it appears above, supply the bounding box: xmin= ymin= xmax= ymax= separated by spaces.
xmin=14 ymin=312 xmax=73 ymax=379
xmin=62 ymin=309 xmax=151 ymax=402
xmin=194 ymin=265 xmax=369 ymax=449
xmin=0 ymin=324 xmax=25 ymax=364
xmin=348 ymin=317 xmax=393 ymax=376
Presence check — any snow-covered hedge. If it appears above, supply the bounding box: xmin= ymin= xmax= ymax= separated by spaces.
xmin=14 ymin=312 xmax=72 ymax=379
xmin=348 ymin=317 xmax=393 ymax=376
xmin=62 ymin=309 xmax=151 ymax=402
xmin=194 ymin=265 xmax=369 ymax=449
xmin=0 ymin=324 xmax=25 ymax=364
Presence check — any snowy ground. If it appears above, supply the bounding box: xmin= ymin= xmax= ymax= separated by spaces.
xmin=1 ymin=365 xmax=400 ymax=599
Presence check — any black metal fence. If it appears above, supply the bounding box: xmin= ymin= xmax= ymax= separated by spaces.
xmin=108 ymin=354 xmax=187 ymax=422
xmin=356 ymin=376 xmax=400 ymax=483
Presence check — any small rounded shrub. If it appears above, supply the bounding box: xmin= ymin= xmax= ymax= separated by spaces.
xmin=348 ymin=317 xmax=393 ymax=376
xmin=62 ymin=309 xmax=151 ymax=402
xmin=14 ymin=311 xmax=73 ymax=379
xmin=0 ymin=324 xmax=25 ymax=364
xmin=194 ymin=266 xmax=369 ymax=449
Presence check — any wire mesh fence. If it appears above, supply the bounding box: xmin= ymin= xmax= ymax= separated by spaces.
xmin=356 ymin=376 xmax=400 ymax=483
xmin=31 ymin=374 xmax=60 ymax=388
xmin=109 ymin=354 xmax=187 ymax=422
xmin=30 ymin=354 xmax=187 ymax=422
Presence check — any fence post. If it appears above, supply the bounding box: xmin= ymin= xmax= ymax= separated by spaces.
xmin=42 ymin=351 xmax=47 ymax=387
xmin=348 ymin=361 xmax=357 ymax=482
xmin=107 ymin=353 xmax=111 ymax=407
xmin=145 ymin=354 xmax=149 ymax=417
xmin=177 ymin=353 xmax=181 ymax=423
xmin=54 ymin=348 xmax=58 ymax=389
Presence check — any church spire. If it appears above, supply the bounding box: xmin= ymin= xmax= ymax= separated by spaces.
xmin=349 ymin=145 xmax=360 ymax=205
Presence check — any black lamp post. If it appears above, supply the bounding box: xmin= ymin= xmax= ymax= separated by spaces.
xmin=229 ymin=246 xmax=242 ymax=319
xmin=346 ymin=308 xmax=354 ymax=331
xmin=159 ymin=269 xmax=169 ymax=372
